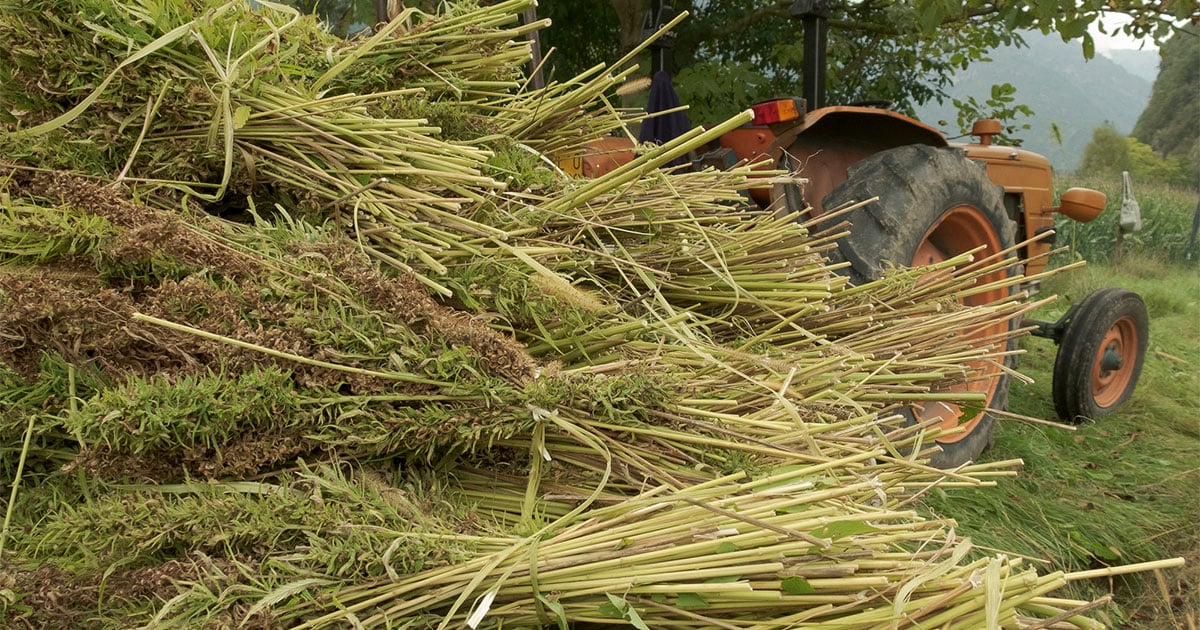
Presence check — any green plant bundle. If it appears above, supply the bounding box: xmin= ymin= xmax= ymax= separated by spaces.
xmin=0 ymin=0 xmax=1178 ymax=628
xmin=0 ymin=172 xmax=1021 ymax=482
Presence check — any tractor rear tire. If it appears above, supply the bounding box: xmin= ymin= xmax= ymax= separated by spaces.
xmin=822 ymin=144 xmax=1018 ymax=469
xmin=1052 ymin=288 xmax=1148 ymax=423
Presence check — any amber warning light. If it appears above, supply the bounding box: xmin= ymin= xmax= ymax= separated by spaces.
xmin=750 ymin=98 xmax=804 ymax=125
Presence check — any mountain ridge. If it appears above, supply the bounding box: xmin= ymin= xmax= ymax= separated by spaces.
xmin=913 ymin=32 xmax=1156 ymax=172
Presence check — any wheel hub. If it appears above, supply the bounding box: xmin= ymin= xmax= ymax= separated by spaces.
xmin=1092 ymin=316 xmax=1140 ymax=408
xmin=1100 ymin=346 xmax=1124 ymax=372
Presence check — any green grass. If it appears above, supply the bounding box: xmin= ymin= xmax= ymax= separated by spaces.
xmin=925 ymin=179 xmax=1200 ymax=628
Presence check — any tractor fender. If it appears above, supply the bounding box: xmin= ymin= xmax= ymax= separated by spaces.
xmin=766 ymin=106 xmax=949 ymax=216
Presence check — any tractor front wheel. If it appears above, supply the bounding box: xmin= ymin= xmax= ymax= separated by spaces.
xmin=822 ymin=144 xmax=1018 ymax=468
xmin=1052 ymin=288 xmax=1149 ymax=423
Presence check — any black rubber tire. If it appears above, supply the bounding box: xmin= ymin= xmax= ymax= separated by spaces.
xmin=1052 ymin=288 xmax=1149 ymax=423
xmin=822 ymin=144 xmax=1017 ymax=468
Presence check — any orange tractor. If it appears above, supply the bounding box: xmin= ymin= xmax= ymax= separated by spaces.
xmin=565 ymin=1 xmax=1149 ymax=467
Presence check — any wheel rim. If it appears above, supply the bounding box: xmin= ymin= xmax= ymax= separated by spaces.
xmin=1091 ymin=315 xmax=1139 ymax=408
xmin=910 ymin=204 xmax=1009 ymax=444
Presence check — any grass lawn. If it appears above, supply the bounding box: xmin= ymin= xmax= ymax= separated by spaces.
xmin=924 ymin=256 xmax=1200 ymax=627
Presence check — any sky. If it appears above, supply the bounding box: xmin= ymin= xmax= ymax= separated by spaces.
xmin=1091 ymin=14 xmax=1161 ymax=53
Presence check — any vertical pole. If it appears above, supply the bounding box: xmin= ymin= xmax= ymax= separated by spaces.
xmin=1116 ymin=171 xmax=1140 ymax=265
xmin=1188 ymin=196 xmax=1200 ymax=264
xmin=801 ymin=14 xmax=827 ymax=110
xmin=1115 ymin=226 xmax=1124 ymax=265
xmin=523 ymin=8 xmax=545 ymax=90
xmin=790 ymin=1 xmax=831 ymax=111
xmin=644 ymin=0 xmax=676 ymax=75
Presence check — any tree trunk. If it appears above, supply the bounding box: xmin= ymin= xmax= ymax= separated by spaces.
xmin=1188 ymin=195 xmax=1200 ymax=264
xmin=609 ymin=0 xmax=650 ymax=107
xmin=611 ymin=0 xmax=651 ymax=58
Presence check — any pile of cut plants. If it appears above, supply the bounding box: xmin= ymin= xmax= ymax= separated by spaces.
xmin=0 ymin=0 xmax=1175 ymax=627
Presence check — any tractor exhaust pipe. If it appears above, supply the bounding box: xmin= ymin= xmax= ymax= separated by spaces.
xmin=790 ymin=0 xmax=831 ymax=111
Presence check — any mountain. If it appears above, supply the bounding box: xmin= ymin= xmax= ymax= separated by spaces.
xmin=1102 ymin=49 xmax=1161 ymax=83
xmin=912 ymin=32 xmax=1153 ymax=173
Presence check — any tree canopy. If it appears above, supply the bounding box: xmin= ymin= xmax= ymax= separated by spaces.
xmin=1080 ymin=123 xmax=1133 ymax=175
xmin=1133 ymin=25 xmax=1200 ymax=164
xmin=1081 ymin=122 xmax=1198 ymax=190
xmin=535 ymin=0 xmax=1197 ymax=124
